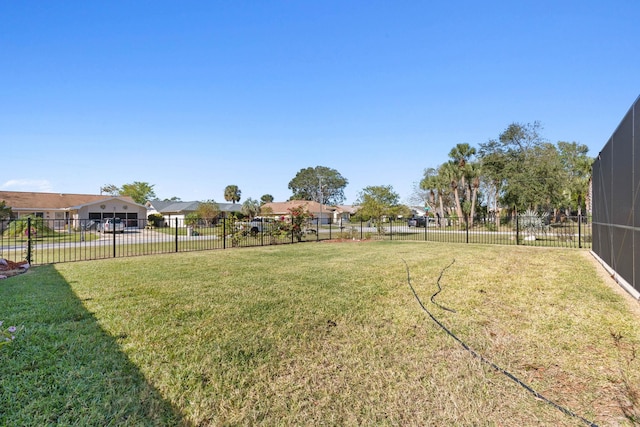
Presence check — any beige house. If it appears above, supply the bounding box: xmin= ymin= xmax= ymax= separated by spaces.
xmin=261 ymin=200 xmax=357 ymax=225
xmin=0 ymin=191 xmax=148 ymax=229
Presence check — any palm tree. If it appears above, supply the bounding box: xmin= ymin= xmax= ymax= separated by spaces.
xmin=241 ymin=198 xmax=261 ymax=219
xmin=448 ymin=143 xmax=477 ymax=226
xmin=224 ymin=185 xmax=241 ymax=204
xmin=440 ymin=162 xmax=464 ymax=225
xmin=420 ymin=167 xmax=448 ymax=226
xmin=469 ymin=174 xmax=481 ymax=228
xmin=419 ymin=168 xmax=439 ymax=209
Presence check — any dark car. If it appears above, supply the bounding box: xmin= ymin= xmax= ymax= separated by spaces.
xmin=407 ymin=216 xmax=427 ymax=227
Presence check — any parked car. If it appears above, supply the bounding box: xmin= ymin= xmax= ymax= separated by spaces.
xmin=100 ymin=218 xmax=125 ymax=233
xmin=236 ymin=217 xmax=274 ymax=235
xmin=407 ymin=216 xmax=428 ymax=227
xmin=250 ymin=217 xmax=278 ymax=234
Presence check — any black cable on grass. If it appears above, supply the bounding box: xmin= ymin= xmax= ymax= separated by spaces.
xmin=402 ymin=259 xmax=599 ymax=427
xmin=429 ymin=259 xmax=457 ymax=313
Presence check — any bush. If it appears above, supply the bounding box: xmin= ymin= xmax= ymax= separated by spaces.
xmin=3 ymin=216 xmax=52 ymax=238
xmin=147 ymin=213 xmax=165 ymax=227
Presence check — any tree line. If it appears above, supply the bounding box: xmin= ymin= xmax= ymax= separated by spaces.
xmin=97 ymin=121 xmax=593 ymax=228
xmin=416 ymin=121 xmax=593 ymax=226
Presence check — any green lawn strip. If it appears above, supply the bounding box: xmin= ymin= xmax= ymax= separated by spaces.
xmin=0 ymin=265 xmax=183 ymax=426
xmin=1 ymin=242 xmax=638 ymax=425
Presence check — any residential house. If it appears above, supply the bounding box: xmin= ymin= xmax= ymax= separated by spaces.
xmin=0 ymin=191 xmax=148 ymax=230
xmin=260 ymin=200 xmax=357 ymax=225
xmin=145 ymin=200 xmax=244 ymax=226
xmin=333 ymin=205 xmax=359 ymax=223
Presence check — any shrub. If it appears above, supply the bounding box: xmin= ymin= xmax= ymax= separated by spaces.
xmin=518 ymin=209 xmax=547 ymax=237
xmin=147 ymin=213 xmax=165 ymax=227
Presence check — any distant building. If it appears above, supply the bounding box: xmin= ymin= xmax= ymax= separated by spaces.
xmin=0 ymin=191 xmax=147 ymax=229
xmin=145 ymin=199 xmax=243 ymax=226
xmin=261 ymin=200 xmax=358 ymax=225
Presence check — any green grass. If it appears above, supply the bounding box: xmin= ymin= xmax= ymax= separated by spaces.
xmin=1 ymin=241 xmax=638 ymax=426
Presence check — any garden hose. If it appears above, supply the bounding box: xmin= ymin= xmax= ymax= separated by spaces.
xmin=402 ymin=259 xmax=598 ymax=427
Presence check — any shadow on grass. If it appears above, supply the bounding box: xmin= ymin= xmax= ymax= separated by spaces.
xmin=0 ymin=265 xmax=189 ymax=426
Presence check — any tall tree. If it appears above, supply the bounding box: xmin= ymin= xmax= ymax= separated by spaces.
xmin=420 ymin=166 xmax=449 ymax=225
xmin=288 ymin=166 xmax=348 ymax=205
xmin=530 ymin=143 xmax=565 ymax=213
xmin=448 ymin=143 xmax=476 ymax=201
xmin=120 ymin=182 xmax=156 ymax=204
xmin=447 ymin=143 xmax=479 ymax=225
xmin=467 ymin=163 xmax=482 ymax=227
xmin=0 ymin=200 xmax=12 ymax=220
xmin=499 ymin=120 xmax=544 ymax=152
xmin=355 ymin=185 xmax=400 ymax=234
xmin=195 ymin=200 xmax=220 ymax=226
xmin=100 ymin=184 xmax=120 ymax=196
xmin=440 ymin=162 xmax=465 ymax=224
xmin=478 ymin=139 xmax=507 ymax=225
xmin=479 ymin=122 xmax=549 ymax=212
xmin=557 ymin=141 xmax=593 ymax=216
xmin=407 ymin=181 xmax=430 ymax=208
xmin=224 ymin=185 xmax=241 ymax=204
xmin=260 ymin=194 xmax=274 ymax=205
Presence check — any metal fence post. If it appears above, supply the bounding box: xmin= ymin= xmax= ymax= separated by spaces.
xmin=515 ymin=207 xmax=519 ymax=245
xmin=466 ymin=220 xmax=469 ymax=244
xmin=113 ymin=218 xmax=117 ymax=258
xmin=175 ymin=218 xmax=179 ymax=252
xmin=578 ymin=214 xmax=582 ymax=249
xmin=424 ymin=218 xmax=427 ymax=241
xmin=26 ymin=217 xmax=32 ymax=264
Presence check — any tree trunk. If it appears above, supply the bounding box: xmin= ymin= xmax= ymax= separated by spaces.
xmin=494 ymin=187 xmax=500 ymax=228
xmin=470 ymin=187 xmax=478 ymax=228
xmin=438 ymin=191 xmax=445 ymax=227
xmin=452 ymin=186 xmax=464 ymax=226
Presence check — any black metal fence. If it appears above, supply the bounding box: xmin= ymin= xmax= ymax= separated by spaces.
xmin=592 ymin=95 xmax=640 ymax=297
xmin=0 ymin=214 xmax=591 ymax=266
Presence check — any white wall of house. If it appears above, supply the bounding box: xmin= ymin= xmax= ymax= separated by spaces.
xmin=161 ymin=214 xmax=186 ymax=227
xmin=75 ymin=200 xmax=148 ymax=229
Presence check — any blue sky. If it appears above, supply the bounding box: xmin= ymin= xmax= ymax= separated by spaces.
xmin=1 ymin=1 xmax=638 ymax=204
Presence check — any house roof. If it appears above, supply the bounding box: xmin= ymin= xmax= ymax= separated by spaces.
xmin=70 ymin=196 xmax=145 ymax=210
xmin=0 ymin=191 xmax=136 ymax=210
xmin=218 ymin=203 xmax=244 ymax=213
xmin=147 ymin=200 xmax=243 ymax=214
xmin=335 ymin=205 xmax=359 ymax=214
xmin=261 ymin=200 xmax=335 ymax=215
xmin=145 ymin=200 xmax=175 ymax=211
xmin=158 ymin=201 xmax=201 ymax=213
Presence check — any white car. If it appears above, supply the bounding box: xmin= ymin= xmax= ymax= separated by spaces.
xmin=100 ymin=218 xmax=125 ymax=233
xmin=236 ymin=217 xmax=274 ymax=235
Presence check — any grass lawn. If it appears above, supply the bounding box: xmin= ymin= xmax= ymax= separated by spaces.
xmin=1 ymin=241 xmax=638 ymax=426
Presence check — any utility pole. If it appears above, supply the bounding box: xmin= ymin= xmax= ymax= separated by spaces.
xmin=318 ymin=177 xmax=322 ymax=226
